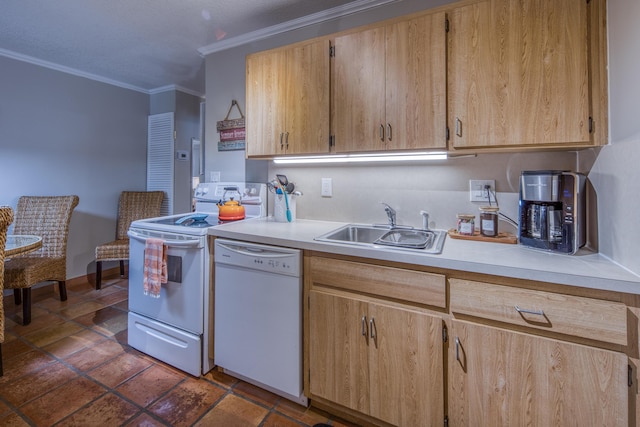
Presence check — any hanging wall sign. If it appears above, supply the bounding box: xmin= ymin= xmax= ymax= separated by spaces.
xmin=217 ymin=100 xmax=245 ymax=151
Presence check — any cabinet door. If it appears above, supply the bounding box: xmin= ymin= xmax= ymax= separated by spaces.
xmin=448 ymin=0 xmax=590 ymax=149
xmin=448 ymin=320 xmax=628 ymax=426
xmin=284 ymin=39 xmax=330 ymax=155
xmin=309 ymin=291 xmax=370 ymax=414
xmin=246 ymin=49 xmax=287 ymax=156
xmin=368 ymin=302 xmax=444 ymax=426
xmin=334 ymin=26 xmax=386 ymax=153
xmin=386 ymin=11 xmax=447 ymax=150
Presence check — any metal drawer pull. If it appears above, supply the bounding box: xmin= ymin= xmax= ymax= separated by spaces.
xmin=369 ymin=317 xmax=377 ymax=341
xmin=361 ymin=315 xmax=367 ymax=337
xmin=515 ymin=305 xmax=545 ymax=316
xmin=455 ymin=337 xmax=460 ymax=361
xmin=455 ymin=117 xmax=462 ymax=137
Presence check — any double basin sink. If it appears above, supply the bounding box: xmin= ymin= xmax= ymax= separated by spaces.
xmin=315 ymin=224 xmax=446 ymax=254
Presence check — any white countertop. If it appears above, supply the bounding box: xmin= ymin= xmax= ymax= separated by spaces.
xmin=208 ymin=217 xmax=640 ymax=295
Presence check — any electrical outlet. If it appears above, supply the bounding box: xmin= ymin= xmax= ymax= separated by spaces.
xmin=321 ymin=178 xmax=332 ymax=197
xmin=469 ymin=179 xmax=495 ymax=202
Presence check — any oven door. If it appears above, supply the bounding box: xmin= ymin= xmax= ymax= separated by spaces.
xmin=127 ymin=228 xmax=206 ymax=334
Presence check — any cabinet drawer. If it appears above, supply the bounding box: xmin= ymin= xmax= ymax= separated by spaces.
xmin=449 ymin=278 xmax=627 ymax=346
xmin=309 ymin=256 xmax=446 ymax=308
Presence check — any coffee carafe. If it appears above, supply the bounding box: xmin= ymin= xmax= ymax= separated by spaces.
xmin=518 ymin=171 xmax=586 ymax=254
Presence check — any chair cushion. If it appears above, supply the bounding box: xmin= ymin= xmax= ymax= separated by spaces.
xmin=95 ymin=239 xmax=129 ymax=262
xmin=4 ymin=256 xmax=66 ymax=290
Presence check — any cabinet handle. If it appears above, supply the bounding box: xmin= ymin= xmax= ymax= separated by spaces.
xmin=379 ymin=124 xmax=385 ymax=141
xmin=387 ymin=123 xmax=392 ymax=142
xmin=455 ymin=117 xmax=462 ymax=137
xmin=369 ymin=317 xmax=377 ymax=342
xmin=279 ymin=132 xmax=284 ymax=149
xmin=285 ymin=132 xmax=289 ymax=150
xmin=455 ymin=337 xmax=460 ymax=361
xmin=361 ymin=315 xmax=368 ymax=337
xmin=514 ymin=305 xmax=545 ymax=316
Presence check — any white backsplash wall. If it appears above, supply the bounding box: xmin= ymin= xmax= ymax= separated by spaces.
xmin=268 ymin=151 xmax=579 ymax=234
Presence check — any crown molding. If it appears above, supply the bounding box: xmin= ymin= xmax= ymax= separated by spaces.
xmin=197 ymin=0 xmax=398 ymax=56
xmin=0 ymin=47 xmax=150 ymax=94
xmin=150 ymin=84 xmax=205 ymax=98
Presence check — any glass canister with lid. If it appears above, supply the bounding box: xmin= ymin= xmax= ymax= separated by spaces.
xmin=456 ymin=214 xmax=476 ymax=236
xmin=479 ymin=206 xmax=499 ymax=237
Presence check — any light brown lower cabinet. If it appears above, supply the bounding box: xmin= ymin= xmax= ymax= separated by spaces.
xmin=308 ymin=290 xmax=444 ymax=426
xmin=448 ymin=319 xmax=629 ymax=426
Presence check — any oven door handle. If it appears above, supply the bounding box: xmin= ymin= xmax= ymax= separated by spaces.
xmin=127 ymin=229 xmax=203 ymax=248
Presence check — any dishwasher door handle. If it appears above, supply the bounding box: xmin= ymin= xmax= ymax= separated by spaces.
xmin=216 ymin=241 xmax=296 ymax=259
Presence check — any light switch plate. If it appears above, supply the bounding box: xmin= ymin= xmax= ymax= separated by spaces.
xmin=469 ymin=179 xmax=495 ymax=202
xmin=321 ymin=178 xmax=332 ymax=197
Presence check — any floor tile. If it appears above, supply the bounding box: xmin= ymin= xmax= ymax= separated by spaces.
xmin=202 ymin=368 xmax=239 ymax=389
xmin=95 ymin=288 xmax=129 ymax=306
xmin=21 ymin=321 xmax=85 ymax=348
xmin=263 ymin=412 xmax=306 ymax=427
xmin=59 ymin=300 xmax=107 ymax=320
xmin=0 ymin=411 xmax=31 ymax=427
xmin=5 ymin=308 xmax=65 ymax=335
xmin=19 ymin=376 xmax=106 ymax=426
xmin=88 ymin=351 xmax=154 ymax=388
xmin=0 ymin=349 xmax=57 ymax=384
xmin=276 ymin=399 xmax=330 ymax=426
xmin=116 ymin=364 xmax=184 ymax=408
xmin=64 ymin=339 xmax=125 ymax=372
xmin=0 ymin=361 xmax=78 ymax=406
xmin=195 ymin=394 xmax=269 ymax=427
xmin=123 ymin=412 xmax=170 ymax=426
xmin=148 ymin=377 xmax=226 ymax=426
xmin=1 ymin=337 xmax=33 ymax=360
xmin=73 ymin=306 xmax=128 ymax=337
xmin=54 ymin=392 xmax=140 ymax=427
xmin=41 ymin=328 xmax=107 ymax=359
xmin=233 ymin=379 xmax=281 ymax=409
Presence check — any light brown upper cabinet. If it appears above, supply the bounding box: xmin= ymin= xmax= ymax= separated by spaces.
xmin=246 ymin=38 xmax=330 ymax=157
xmin=333 ymin=11 xmax=447 ymax=153
xmin=447 ymin=0 xmax=608 ymax=150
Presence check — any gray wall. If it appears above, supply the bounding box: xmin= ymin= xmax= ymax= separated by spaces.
xmin=0 ymin=55 xmax=149 ymax=280
xmin=586 ymin=0 xmax=640 ymax=275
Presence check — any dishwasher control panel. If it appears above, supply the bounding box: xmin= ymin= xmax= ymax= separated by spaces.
xmin=214 ymin=239 xmax=302 ymax=277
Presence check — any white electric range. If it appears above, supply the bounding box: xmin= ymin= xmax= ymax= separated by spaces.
xmin=126 ymin=182 xmax=266 ymax=376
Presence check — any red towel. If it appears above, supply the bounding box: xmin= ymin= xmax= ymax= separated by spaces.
xmin=143 ymin=238 xmax=167 ymax=298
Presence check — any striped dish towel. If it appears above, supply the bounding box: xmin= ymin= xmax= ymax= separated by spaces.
xmin=143 ymin=238 xmax=167 ymax=298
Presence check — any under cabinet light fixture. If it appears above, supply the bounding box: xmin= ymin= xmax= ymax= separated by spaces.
xmin=273 ymin=151 xmax=448 ymax=164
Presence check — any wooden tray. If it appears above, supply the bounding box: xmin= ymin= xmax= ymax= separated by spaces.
xmin=447 ymin=229 xmax=517 ymax=244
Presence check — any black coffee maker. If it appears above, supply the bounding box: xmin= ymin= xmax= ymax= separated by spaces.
xmin=518 ymin=170 xmax=586 ymax=254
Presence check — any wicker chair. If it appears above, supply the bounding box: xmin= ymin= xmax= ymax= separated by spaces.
xmin=4 ymin=195 xmax=79 ymax=326
xmin=95 ymin=191 xmax=164 ymax=290
xmin=0 ymin=206 xmax=15 ymax=376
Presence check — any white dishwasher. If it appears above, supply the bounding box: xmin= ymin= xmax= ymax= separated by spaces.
xmin=213 ymin=238 xmax=307 ymax=406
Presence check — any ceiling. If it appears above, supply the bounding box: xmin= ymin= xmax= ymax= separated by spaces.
xmin=0 ymin=0 xmax=392 ymax=96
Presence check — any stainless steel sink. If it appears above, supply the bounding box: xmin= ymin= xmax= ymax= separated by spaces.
xmin=315 ymin=224 xmax=446 ymax=254
xmin=315 ymin=224 xmax=389 ymax=245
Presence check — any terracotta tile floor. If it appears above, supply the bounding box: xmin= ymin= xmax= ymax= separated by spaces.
xmin=1 ymin=277 xmax=355 ymax=427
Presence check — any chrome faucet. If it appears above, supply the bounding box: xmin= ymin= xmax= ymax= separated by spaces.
xmin=420 ymin=210 xmax=430 ymax=230
xmin=381 ymin=203 xmax=396 ymax=227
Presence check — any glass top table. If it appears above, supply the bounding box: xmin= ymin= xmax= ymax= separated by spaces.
xmin=6 ymin=235 xmax=42 ymax=257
